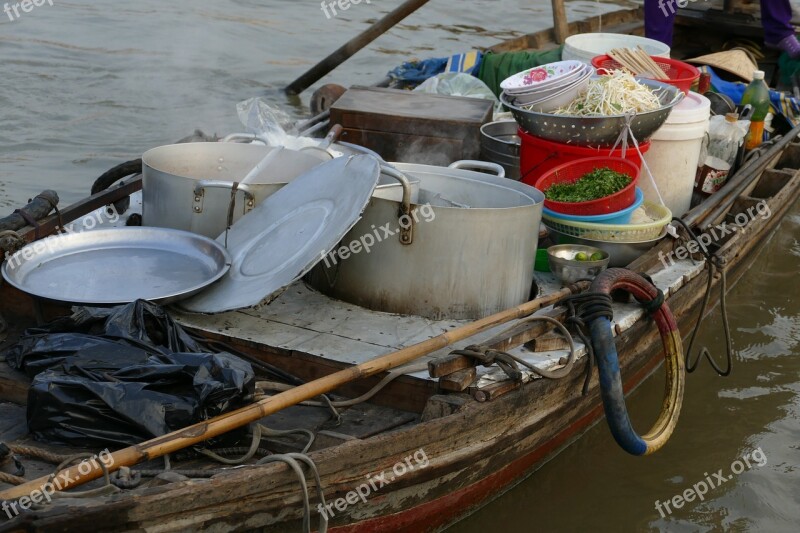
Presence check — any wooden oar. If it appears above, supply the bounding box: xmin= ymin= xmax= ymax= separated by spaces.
xmin=285 ymin=0 xmax=432 ymax=95
xmin=0 ymin=281 xmax=588 ymax=500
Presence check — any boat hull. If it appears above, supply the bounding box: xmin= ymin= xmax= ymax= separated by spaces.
xmin=4 ymin=153 xmax=798 ymax=533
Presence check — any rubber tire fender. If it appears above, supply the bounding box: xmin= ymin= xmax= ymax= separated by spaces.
xmin=589 ymin=268 xmax=685 ymax=456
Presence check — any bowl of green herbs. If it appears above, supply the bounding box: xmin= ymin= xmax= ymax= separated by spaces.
xmin=535 ymin=157 xmax=640 ymax=216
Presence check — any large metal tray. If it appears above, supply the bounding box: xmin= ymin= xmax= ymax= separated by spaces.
xmin=1 ymin=227 xmax=231 ymax=305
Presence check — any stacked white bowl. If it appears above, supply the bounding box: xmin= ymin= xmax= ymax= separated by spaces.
xmin=501 ymin=60 xmax=594 ymax=113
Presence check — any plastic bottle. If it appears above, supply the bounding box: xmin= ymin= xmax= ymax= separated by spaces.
xmin=740 ymin=70 xmax=770 ymax=150
xmin=695 ymin=113 xmax=749 ymax=195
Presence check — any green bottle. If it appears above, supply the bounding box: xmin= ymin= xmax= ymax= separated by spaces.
xmin=740 ymin=70 xmax=770 ymax=150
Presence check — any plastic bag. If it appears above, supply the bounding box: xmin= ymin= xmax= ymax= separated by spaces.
xmin=236 ymin=97 xmax=323 ymax=150
xmin=695 ymin=114 xmax=750 ymax=194
xmin=413 ymin=72 xmax=502 ymax=113
xmin=237 ymin=97 xmax=296 ymax=139
xmin=4 ymin=300 xmax=255 ymax=448
xmin=703 ymin=114 xmax=749 ymax=167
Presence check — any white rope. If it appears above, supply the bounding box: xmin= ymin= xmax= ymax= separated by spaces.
xmin=609 ymin=112 xmax=666 ymax=206
xmin=257 ymin=453 xmax=328 ymax=533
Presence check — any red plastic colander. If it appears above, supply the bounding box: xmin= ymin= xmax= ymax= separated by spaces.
xmin=534 ymin=156 xmax=641 ymax=216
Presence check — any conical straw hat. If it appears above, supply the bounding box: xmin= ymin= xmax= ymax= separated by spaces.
xmin=687 ymin=49 xmax=758 ymax=82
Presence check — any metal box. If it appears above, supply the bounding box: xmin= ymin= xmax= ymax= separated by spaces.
xmin=329 ymin=86 xmax=494 ymax=166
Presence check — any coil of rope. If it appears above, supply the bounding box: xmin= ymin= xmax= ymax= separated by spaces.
xmin=0 ymin=443 xmax=81 ymax=487
xmin=0 ymin=472 xmax=26 ymax=486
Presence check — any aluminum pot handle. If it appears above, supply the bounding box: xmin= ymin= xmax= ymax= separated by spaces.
xmin=448 ymin=160 xmax=506 ymax=178
xmin=379 ymin=165 xmax=414 ymax=245
xmin=220 ymin=133 xmax=271 ymax=145
xmin=338 ymin=142 xmax=386 ymax=162
xmin=193 ymin=180 xmax=256 ymax=214
xmin=299 ymin=124 xmax=344 ymax=161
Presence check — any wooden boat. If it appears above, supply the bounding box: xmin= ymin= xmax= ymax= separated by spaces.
xmin=2 ymin=3 xmax=799 ymax=532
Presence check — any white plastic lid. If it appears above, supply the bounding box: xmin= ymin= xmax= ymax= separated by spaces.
xmin=664 ymin=91 xmax=711 ymax=125
xmin=753 ymin=70 xmax=765 ymax=80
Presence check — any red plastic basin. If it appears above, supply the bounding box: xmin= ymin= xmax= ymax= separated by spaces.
xmin=519 ymin=128 xmax=649 ymax=187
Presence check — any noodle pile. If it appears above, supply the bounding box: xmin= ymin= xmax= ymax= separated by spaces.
xmin=547 ymin=71 xmax=662 ymax=116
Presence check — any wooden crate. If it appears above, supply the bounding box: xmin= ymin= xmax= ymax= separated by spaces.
xmin=330 ymin=86 xmax=494 ymax=166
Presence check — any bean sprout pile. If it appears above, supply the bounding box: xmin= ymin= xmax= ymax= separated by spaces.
xmin=549 ymin=71 xmax=662 ymax=116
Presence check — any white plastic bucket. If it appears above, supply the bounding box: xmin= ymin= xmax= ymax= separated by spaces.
xmin=563 ymin=33 xmax=670 ymax=64
xmin=641 ymin=92 xmax=711 ymax=217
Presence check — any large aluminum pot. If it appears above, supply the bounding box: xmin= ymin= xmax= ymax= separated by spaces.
xmin=142 ymin=143 xmax=323 ymax=238
xmin=308 ymin=160 xmax=545 ymax=320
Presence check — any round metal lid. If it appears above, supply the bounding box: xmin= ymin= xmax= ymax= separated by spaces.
xmin=180 ymin=154 xmax=381 ymax=314
xmin=1 ymin=227 xmax=231 ymax=306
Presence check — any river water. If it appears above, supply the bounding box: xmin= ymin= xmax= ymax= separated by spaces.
xmin=1 ymin=1 xmax=798 ymax=531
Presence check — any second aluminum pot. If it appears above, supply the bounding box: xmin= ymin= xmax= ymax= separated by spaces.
xmin=142 ymin=143 xmax=324 ymax=238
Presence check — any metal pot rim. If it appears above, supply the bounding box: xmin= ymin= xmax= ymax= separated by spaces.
xmin=142 ymin=142 xmax=277 ymax=180
xmin=480 ymin=120 xmax=522 ymax=147
xmin=387 ymin=162 xmax=544 ymax=210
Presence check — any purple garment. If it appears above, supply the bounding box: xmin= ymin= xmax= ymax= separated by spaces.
xmin=645 ymin=0 xmax=794 ymax=46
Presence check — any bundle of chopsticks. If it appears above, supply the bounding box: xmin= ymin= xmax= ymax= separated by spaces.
xmin=608 ymin=47 xmax=669 ymax=79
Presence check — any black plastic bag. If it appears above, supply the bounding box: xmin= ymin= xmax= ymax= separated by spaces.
xmin=4 ymin=300 xmax=255 ymax=448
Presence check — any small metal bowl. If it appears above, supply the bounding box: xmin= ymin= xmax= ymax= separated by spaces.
xmin=545 ymin=224 xmax=666 ymax=267
xmin=546 ymin=244 xmax=610 ymax=285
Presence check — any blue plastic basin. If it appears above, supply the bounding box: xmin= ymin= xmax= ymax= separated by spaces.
xmin=543 ymin=188 xmax=644 ymax=224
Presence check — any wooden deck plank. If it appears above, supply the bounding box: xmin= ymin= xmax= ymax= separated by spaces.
xmin=172 ymin=254 xmax=706 ymax=388
xmin=243 ymin=282 xmax=466 ymax=349
xmin=173 ymin=282 xmax=513 ymax=371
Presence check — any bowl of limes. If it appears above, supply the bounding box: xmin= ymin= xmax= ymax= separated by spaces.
xmin=546 ymin=244 xmax=610 ymax=285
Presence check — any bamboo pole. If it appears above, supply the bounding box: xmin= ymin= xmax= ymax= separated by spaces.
xmin=551 ymin=0 xmax=569 ymax=44
xmin=285 ymin=0 xmax=432 ymax=95
xmin=0 ymin=282 xmax=588 ymax=501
